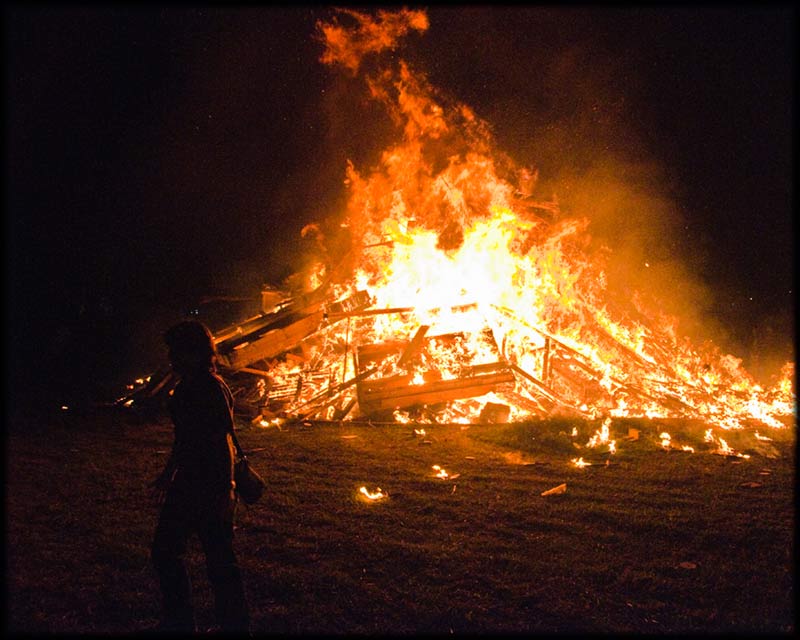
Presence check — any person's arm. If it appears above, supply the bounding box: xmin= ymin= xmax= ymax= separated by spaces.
xmin=150 ymin=394 xmax=182 ymax=504
xmin=150 ymin=444 xmax=178 ymax=505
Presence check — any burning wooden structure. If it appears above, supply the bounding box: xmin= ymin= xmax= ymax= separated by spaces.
xmin=124 ymin=270 xmax=793 ymax=432
xmin=120 ymin=8 xmax=793 ymax=431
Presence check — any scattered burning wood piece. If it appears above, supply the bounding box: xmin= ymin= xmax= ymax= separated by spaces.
xmin=739 ymin=482 xmax=762 ymax=489
xmin=358 ymin=486 xmax=387 ymax=501
xmin=541 ymin=483 xmax=567 ymax=496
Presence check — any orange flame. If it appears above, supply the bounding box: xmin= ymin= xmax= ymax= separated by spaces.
xmin=255 ymin=8 xmax=797 ymax=431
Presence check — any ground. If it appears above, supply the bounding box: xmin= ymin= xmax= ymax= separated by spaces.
xmin=5 ymin=408 xmax=795 ymax=634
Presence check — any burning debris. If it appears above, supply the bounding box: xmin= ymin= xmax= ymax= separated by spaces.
xmin=541 ymin=483 xmax=567 ymax=496
xmin=659 ymin=432 xmax=695 ymax=453
xmin=122 ymin=270 xmax=794 ymax=431
xmin=121 ymin=8 xmax=794 ymax=433
xmin=358 ymin=486 xmax=386 ymax=501
xmin=704 ymin=429 xmax=750 ymax=459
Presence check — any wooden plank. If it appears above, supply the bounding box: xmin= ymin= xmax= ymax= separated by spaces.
xmin=213 ymin=313 xmax=276 ymax=345
xmin=361 ymin=374 xmax=415 ymax=393
xmin=550 ymin=357 xmax=595 ymax=390
xmin=360 ymin=362 xmax=509 ymax=395
xmin=509 ymin=364 xmax=559 ymax=403
xmin=324 ymin=290 xmax=372 ymax=316
xmin=396 ymin=325 xmax=430 ymax=369
xmin=328 ymin=307 xmax=415 ymax=321
xmin=237 ymin=367 xmax=273 ymax=376
xmin=333 ymin=397 xmax=358 ymax=421
xmin=295 ymin=365 xmax=379 ymax=412
xmin=552 ymin=353 xmax=603 ymax=381
xmin=220 ymin=311 xmax=324 ymax=370
xmin=543 ymin=336 xmax=552 ymax=384
xmin=356 ymin=340 xmax=407 ymax=366
xmin=360 ymin=370 xmax=512 ymax=400
xmin=359 ymin=368 xmax=516 ymax=413
xmin=498 ymin=390 xmax=553 ymax=416
xmin=327 ymin=302 xmax=479 ymax=322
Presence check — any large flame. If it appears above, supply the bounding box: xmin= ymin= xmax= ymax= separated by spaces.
xmin=247 ymin=8 xmax=794 ymax=432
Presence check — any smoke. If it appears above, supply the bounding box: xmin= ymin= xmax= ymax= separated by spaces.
xmin=552 ymin=158 xmax=727 ymax=346
xmin=415 ymin=8 xmax=777 ymax=368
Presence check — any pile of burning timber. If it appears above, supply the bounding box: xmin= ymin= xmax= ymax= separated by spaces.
xmin=123 ymin=270 xmax=786 ymax=428
xmin=127 ymin=284 xmax=520 ymax=423
xmin=120 ymin=10 xmax=794 ymax=429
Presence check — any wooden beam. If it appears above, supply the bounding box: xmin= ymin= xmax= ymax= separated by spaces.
xmin=236 ymin=367 xmax=273 ymax=377
xmin=498 ymin=390 xmax=553 ymax=416
xmin=396 ymin=325 xmax=430 ymax=369
xmin=295 ymin=365 xmax=379 ymax=412
xmin=326 ymin=302 xmax=479 ymax=322
xmin=356 ymin=340 xmax=407 ymax=366
xmin=219 ymin=311 xmax=324 ymax=370
xmin=358 ymin=366 xmax=515 ymax=413
xmin=509 ymin=364 xmax=559 ymax=403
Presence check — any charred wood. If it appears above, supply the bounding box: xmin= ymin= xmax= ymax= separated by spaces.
xmin=397 ymin=325 xmax=431 ymax=369
xmin=218 ymin=312 xmax=324 ymax=371
xmin=357 ymin=364 xmax=515 ymax=414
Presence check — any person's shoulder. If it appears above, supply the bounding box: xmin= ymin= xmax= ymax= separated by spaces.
xmin=178 ymin=370 xmax=225 ymax=394
xmin=191 ymin=369 xmax=224 ymax=387
xmin=197 ymin=371 xmax=234 ymax=402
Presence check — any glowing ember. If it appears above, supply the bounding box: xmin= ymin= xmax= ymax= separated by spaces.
xmin=359 ymin=486 xmax=386 ymax=501
xmin=432 ymin=464 xmax=449 ymax=479
xmin=258 ymin=417 xmax=284 ymax=429
xmin=541 ymin=483 xmax=567 ymax=496
xmin=571 ymin=457 xmax=591 ymax=468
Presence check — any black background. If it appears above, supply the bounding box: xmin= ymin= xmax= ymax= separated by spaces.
xmin=5 ymin=5 xmax=794 ymax=409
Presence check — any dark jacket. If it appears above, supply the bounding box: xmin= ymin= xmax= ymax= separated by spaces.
xmin=167 ymin=369 xmax=236 ymax=498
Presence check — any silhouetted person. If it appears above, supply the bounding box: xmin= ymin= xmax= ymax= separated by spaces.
xmin=150 ymin=320 xmax=250 ymax=634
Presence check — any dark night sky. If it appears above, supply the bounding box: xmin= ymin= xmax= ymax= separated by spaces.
xmin=5 ymin=5 xmax=794 ymax=407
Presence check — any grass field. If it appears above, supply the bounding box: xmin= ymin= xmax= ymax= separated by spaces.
xmin=6 ymin=409 xmax=795 ymax=634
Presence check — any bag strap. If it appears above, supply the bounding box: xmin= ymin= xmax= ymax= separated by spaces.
xmin=229 ymin=425 xmax=246 ymax=461
xmin=221 ymin=377 xmax=246 ymax=460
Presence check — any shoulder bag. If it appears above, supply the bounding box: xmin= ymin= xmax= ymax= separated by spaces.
xmin=229 ymin=428 xmax=266 ymax=505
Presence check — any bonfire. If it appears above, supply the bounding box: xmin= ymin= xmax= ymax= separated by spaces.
xmin=124 ymin=8 xmax=794 ymax=434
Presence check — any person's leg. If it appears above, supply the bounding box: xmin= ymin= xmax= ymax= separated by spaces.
xmin=197 ymin=501 xmax=250 ymax=633
xmin=151 ymin=495 xmax=196 ymax=632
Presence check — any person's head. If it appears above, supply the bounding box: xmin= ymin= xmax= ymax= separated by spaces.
xmin=164 ymin=320 xmax=217 ymax=375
